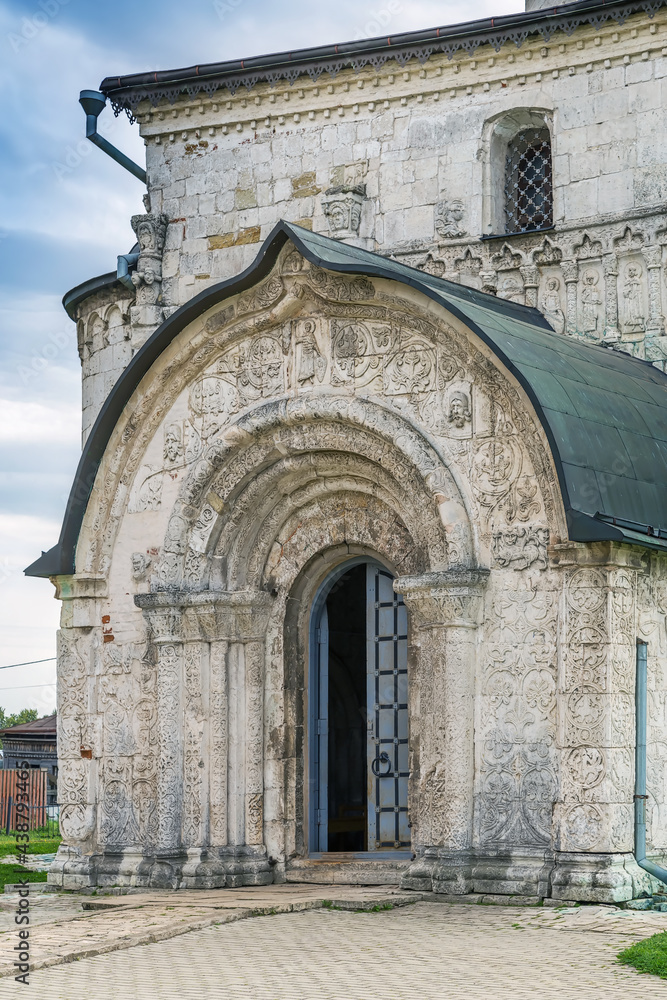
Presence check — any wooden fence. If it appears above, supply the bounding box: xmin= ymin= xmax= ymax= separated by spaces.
xmin=0 ymin=769 xmax=47 ymax=832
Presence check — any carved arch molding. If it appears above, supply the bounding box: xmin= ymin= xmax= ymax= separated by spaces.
xmin=78 ymin=247 xmax=564 ymax=586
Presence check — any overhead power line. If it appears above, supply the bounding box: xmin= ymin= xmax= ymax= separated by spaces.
xmin=0 ymin=658 xmax=56 ymax=671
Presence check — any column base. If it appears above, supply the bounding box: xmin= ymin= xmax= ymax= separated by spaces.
xmin=47 ymin=844 xmax=98 ymax=890
xmin=551 ymin=852 xmax=663 ymax=903
xmin=402 ymin=847 xmax=667 ymax=903
xmin=49 ymin=844 xmax=274 ymax=890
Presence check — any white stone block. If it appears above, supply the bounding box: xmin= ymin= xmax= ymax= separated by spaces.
xmin=563 ymin=177 xmax=598 ymax=219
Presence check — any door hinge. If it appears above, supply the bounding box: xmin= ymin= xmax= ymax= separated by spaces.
xmin=317 ymin=809 xmax=326 ymax=825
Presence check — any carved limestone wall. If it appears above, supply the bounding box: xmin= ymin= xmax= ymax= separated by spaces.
xmin=49 ymin=242 xmax=665 ymax=901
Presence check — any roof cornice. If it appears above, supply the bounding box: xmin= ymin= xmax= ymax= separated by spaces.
xmin=100 ymin=0 xmax=666 ymax=116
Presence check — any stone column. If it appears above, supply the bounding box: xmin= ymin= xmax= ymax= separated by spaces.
xmin=397 ymin=569 xmax=489 ymax=894
xmin=181 ymin=626 xmax=206 ymax=849
xmin=644 ymin=246 xmax=663 ymax=335
xmin=603 ymin=253 xmax=620 ymax=342
xmin=205 ymin=591 xmax=273 ymax=885
xmin=561 ymin=260 xmax=579 ymax=337
xmin=520 ymin=264 xmax=540 ymax=309
xmin=209 ymin=639 xmax=229 ymax=847
xmin=140 ymin=603 xmax=184 ymax=852
xmin=552 ymin=546 xmax=648 ymax=903
xmin=244 ymin=640 xmax=265 ymax=846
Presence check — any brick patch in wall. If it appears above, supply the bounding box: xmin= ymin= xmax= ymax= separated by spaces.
xmin=291 ymin=172 xmax=320 ymax=198
xmin=208 ymin=227 xmax=261 ymax=249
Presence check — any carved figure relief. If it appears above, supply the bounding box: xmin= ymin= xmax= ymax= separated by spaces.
xmin=435 ymin=199 xmax=467 ymax=239
xmin=130 ymin=213 xmax=168 ymax=306
xmin=295 ymin=320 xmax=327 ymax=385
xmin=164 ymin=423 xmax=184 ymax=465
xmin=497 ymin=275 xmax=524 ymax=304
xmin=447 ymin=390 xmax=472 ymax=430
xmin=580 ymin=269 xmax=602 ymax=337
xmin=540 ymin=276 xmax=565 ymax=335
xmin=131 ymin=552 xmax=152 ymax=581
xmin=621 ymin=262 xmax=647 ymax=334
xmin=492 ymin=527 xmax=549 ymax=571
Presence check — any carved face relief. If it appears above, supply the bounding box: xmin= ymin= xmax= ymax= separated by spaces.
xmin=131 ymin=552 xmax=151 ymax=581
xmin=447 ymin=391 xmax=472 ymax=429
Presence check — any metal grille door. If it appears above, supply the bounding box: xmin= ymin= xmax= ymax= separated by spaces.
xmin=366 ymin=565 xmax=410 ymax=850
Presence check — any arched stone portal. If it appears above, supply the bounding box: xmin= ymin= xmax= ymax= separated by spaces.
xmin=49 ymin=229 xmax=657 ymax=903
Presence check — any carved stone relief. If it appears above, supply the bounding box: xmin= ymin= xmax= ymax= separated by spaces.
xmin=435 ymin=199 xmax=467 ymax=240
xmin=322 ymin=184 xmax=366 ymax=238
xmin=397 ymin=213 xmax=667 ymax=366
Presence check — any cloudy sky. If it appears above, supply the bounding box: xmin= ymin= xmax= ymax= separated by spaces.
xmin=0 ymin=0 xmax=523 ymax=714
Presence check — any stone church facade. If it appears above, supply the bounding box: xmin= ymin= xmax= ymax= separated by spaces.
xmin=27 ymin=0 xmax=667 ymax=902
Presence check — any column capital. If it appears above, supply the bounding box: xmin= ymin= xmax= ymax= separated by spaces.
xmin=396 ymin=568 xmax=489 ymax=630
xmin=136 ymin=590 xmax=274 ymax=643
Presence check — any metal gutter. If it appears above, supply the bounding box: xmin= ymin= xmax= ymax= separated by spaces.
xmin=99 ymin=0 xmax=667 ymax=113
xmin=62 ymin=271 xmax=119 ymax=321
xmin=79 ymin=90 xmax=147 ymax=183
xmin=634 ymin=641 xmax=667 ymax=887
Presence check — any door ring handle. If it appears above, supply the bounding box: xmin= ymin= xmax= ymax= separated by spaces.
xmin=371 ymin=751 xmax=392 ymax=777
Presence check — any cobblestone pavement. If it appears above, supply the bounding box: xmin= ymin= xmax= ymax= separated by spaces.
xmin=2 ymin=899 xmax=667 ymax=998
xmin=0 ymin=884 xmax=419 ymax=978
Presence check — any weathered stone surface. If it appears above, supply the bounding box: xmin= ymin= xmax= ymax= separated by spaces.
xmin=51 ymin=6 xmax=667 ymax=902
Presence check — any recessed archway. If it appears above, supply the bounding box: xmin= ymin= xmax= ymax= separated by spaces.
xmin=307 ymin=557 xmax=410 ymax=858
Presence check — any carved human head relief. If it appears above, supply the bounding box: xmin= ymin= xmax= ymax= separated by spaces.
xmin=448 ymin=391 xmax=472 ymax=429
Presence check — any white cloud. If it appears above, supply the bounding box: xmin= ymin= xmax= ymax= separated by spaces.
xmin=0 ymin=399 xmax=79 ymax=443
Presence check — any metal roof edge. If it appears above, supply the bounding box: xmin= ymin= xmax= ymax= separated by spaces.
xmin=99 ymin=0 xmax=665 ymax=112
xmin=62 ymin=271 xmax=120 ymax=321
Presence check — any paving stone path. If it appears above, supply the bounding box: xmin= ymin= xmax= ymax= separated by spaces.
xmin=1 ymin=893 xmax=667 ymax=998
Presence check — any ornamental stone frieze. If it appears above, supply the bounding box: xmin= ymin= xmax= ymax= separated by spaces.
xmin=390 ymin=213 xmax=667 ymax=371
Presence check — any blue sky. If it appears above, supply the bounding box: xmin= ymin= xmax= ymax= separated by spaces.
xmin=0 ymin=0 xmax=523 ymax=712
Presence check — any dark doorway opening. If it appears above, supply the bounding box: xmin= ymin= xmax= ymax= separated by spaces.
xmin=326 ymin=563 xmax=367 ymax=851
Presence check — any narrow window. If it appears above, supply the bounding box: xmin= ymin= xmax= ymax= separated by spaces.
xmin=504 ymin=126 xmax=553 ymax=235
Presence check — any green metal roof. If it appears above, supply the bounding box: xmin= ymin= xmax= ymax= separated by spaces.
xmin=25 ymin=221 xmax=667 ymax=578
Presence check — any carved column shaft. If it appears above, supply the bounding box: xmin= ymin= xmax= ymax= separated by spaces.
xmin=603 ymin=254 xmax=620 ymax=341
xmin=244 ymin=640 xmax=265 ymax=846
xmin=645 ymin=246 xmax=664 ymax=336
xmin=209 ymin=640 xmax=229 ymax=846
xmin=561 ymin=260 xmax=579 ymax=336
xmin=182 ymin=639 xmax=206 ymax=848
xmin=398 ymin=570 xmax=488 ymax=860
xmin=155 ymin=641 xmax=184 ymax=850
xmin=520 ymin=265 xmax=540 ymax=309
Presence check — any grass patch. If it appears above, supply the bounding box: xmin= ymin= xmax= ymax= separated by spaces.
xmin=0 ymin=863 xmax=48 ymax=890
xmin=355 ymin=903 xmax=394 ymax=913
xmin=618 ymin=932 xmax=667 ymax=979
xmin=0 ymin=832 xmax=61 ymax=858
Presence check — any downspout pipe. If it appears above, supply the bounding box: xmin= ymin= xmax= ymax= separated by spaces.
xmin=117 ymin=252 xmax=140 ymax=290
xmin=634 ymin=639 xmax=667 ymax=886
xmin=79 ymin=90 xmax=147 ymax=185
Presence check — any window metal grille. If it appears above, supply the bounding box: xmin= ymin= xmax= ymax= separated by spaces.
xmin=504 ymin=127 xmax=553 ymax=235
